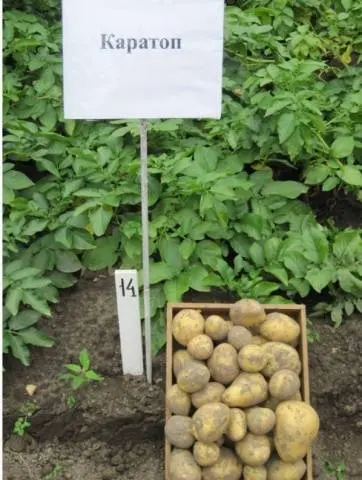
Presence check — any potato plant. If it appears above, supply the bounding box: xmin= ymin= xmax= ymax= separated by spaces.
xmin=165 ymin=300 xmax=320 ymax=480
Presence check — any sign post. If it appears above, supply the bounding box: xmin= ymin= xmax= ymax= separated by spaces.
xmin=62 ymin=0 xmax=224 ymax=384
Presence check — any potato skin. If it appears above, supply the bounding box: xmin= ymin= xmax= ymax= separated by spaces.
xmin=229 ymin=299 xmax=266 ymax=328
xmin=173 ymin=350 xmax=194 ymax=377
xmin=238 ymin=344 xmax=267 ymax=373
xmin=226 ymin=408 xmax=247 ymax=442
xmin=260 ymin=312 xmax=300 ymax=345
xmin=165 ymin=415 xmax=195 ymax=449
xmin=267 ymin=457 xmax=307 ymax=480
xmin=177 ymin=361 xmax=210 ymax=393
xmin=251 ymin=335 xmax=268 ymax=346
xmin=187 ymin=334 xmax=214 ymax=360
xmin=192 ymin=402 xmax=230 ymax=443
xmin=235 ymin=433 xmax=271 ymax=466
xmin=202 ymin=447 xmax=242 ymax=480
xmin=172 ymin=309 xmax=205 ymax=346
xmin=222 ymin=372 xmax=268 ymax=408
xmin=274 ymin=401 xmax=320 ymax=462
xmin=246 ymin=407 xmax=276 ymax=435
xmin=193 ymin=441 xmax=220 ymax=467
xmin=207 ymin=343 xmax=240 ymax=385
xmin=166 ymin=384 xmax=191 ymax=416
xmin=227 ymin=326 xmax=253 ymax=350
xmin=191 ymin=382 xmax=225 ymax=409
xmin=269 ymin=369 xmax=301 ymax=400
xmin=262 ymin=342 xmax=301 ymax=378
xmin=170 ymin=449 xmax=201 ymax=480
xmin=243 ymin=465 xmax=267 ymax=480
xmin=205 ymin=315 xmax=229 ymax=341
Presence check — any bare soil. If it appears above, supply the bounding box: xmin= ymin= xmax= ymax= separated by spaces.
xmin=3 ymin=275 xmax=362 ymax=479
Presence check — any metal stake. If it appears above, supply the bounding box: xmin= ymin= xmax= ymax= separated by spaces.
xmin=140 ymin=119 xmax=152 ymax=384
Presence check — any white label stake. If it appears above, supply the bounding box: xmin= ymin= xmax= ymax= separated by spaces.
xmin=114 ymin=270 xmax=144 ymax=376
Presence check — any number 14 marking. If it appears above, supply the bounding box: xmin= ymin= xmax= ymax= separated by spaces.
xmin=119 ymin=278 xmax=137 ymax=297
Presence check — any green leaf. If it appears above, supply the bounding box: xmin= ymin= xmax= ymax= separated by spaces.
xmin=3 ymin=186 xmax=15 ymax=204
xmin=277 ymin=112 xmax=296 ymax=144
xmin=10 ymin=268 xmax=41 ymax=281
xmin=252 ymin=281 xmax=280 ymax=297
xmin=249 ymin=242 xmax=265 ymax=267
xmin=230 ymin=234 xmax=252 ymax=257
xmin=4 ymin=171 xmax=34 ymax=190
xmin=262 ymin=181 xmax=308 ymax=199
xmin=289 ymin=278 xmax=310 ymax=297
xmin=72 ymin=231 xmax=96 ymax=250
xmin=238 ymin=214 xmax=269 ymax=241
xmin=331 ymin=306 xmax=343 ymax=327
xmin=264 ymin=238 xmax=281 ymax=263
xmin=85 ymin=370 xmax=103 ymax=381
xmin=72 ymin=376 xmax=86 ymax=390
xmin=9 ymin=310 xmax=41 ymax=330
xmin=22 ymin=290 xmax=51 ymax=317
xmin=48 ymin=271 xmax=77 ymax=288
xmin=55 ymin=227 xmax=73 ymax=249
xmin=337 ymin=165 xmax=362 ymax=187
xmin=333 ymin=231 xmax=360 ymax=261
xmin=23 ymin=219 xmax=48 ymax=236
xmin=5 ymin=287 xmax=23 ymax=316
xmin=18 ymin=328 xmax=54 ymax=347
xmin=344 ymin=301 xmax=354 ymax=316
xmin=305 ymin=165 xmax=329 ymax=185
xmin=65 ymin=119 xmax=76 ymax=136
xmin=284 ymin=252 xmax=309 ymax=278
xmin=234 ymin=254 xmax=244 ymax=274
xmin=338 ymin=269 xmax=362 ymax=294
xmin=149 ymin=262 xmax=174 ymax=284
xmin=89 ymin=206 xmax=113 ymax=236
xmin=79 ymin=349 xmax=90 ymax=370
xmin=196 ymin=240 xmax=222 ymax=267
xmin=306 ymin=267 xmax=335 ymax=293
xmin=32 ymin=250 xmax=54 ymax=270
xmin=322 ymin=176 xmax=339 ymax=192
xmin=302 ymin=227 xmax=329 ymax=263
xmin=265 ymin=265 xmax=288 ymax=286
xmin=55 ymin=250 xmax=82 ymax=273
xmin=159 ymin=238 xmax=183 ymax=274
xmin=187 ymin=264 xmax=211 ymax=292
xmin=20 ymin=277 xmax=52 ymax=289
xmin=82 ymin=236 xmax=118 ymax=271
xmin=65 ymin=364 xmax=82 ymax=374
xmin=194 ymin=146 xmax=218 ymax=172
xmin=179 ymin=239 xmax=196 ymax=260
xmin=8 ymin=334 xmax=31 ymax=366
xmin=164 ymin=275 xmax=190 ymax=302
xmin=331 ymin=136 xmax=354 ymax=158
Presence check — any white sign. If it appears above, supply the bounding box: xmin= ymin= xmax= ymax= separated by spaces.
xmin=114 ymin=270 xmax=143 ymax=376
xmin=62 ymin=0 xmax=224 ymax=119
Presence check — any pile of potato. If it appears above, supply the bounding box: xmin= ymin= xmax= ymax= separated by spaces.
xmin=165 ymin=299 xmax=320 ymax=480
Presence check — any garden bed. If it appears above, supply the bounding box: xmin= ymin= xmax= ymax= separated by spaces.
xmin=3 ymin=275 xmax=362 ymax=479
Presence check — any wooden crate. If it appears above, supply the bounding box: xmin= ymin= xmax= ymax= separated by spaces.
xmin=165 ymin=302 xmax=313 ymax=480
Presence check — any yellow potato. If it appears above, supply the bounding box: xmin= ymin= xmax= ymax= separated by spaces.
xmin=170 ymin=449 xmax=201 ymax=480
xmin=193 ymin=441 xmax=220 ymax=467
xmin=227 ymin=325 xmax=253 ymax=350
xmin=238 ymin=344 xmax=267 ymax=372
xmin=207 ymin=343 xmax=240 ymax=385
xmin=246 ymin=407 xmax=276 ymax=435
xmin=191 ymin=382 xmax=225 ymax=409
xmin=166 ymin=384 xmax=191 ymax=416
xmin=274 ymin=401 xmax=320 ymax=462
xmin=260 ymin=312 xmax=300 ymax=345
xmin=165 ymin=415 xmax=195 ymax=449
xmin=177 ymin=361 xmax=210 ymax=393
xmin=205 ymin=315 xmax=229 ymax=341
xmin=173 ymin=350 xmax=194 ymax=377
xmin=243 ymin=465 xmax=267 ymax=480
xmin=229 ymin=299 xmax=266 ymax=328
xmin=267 ymin=457 xmax=307 ymax=480
xmin=192 ymin=402 xmax=230 ymax=443
xmin=262 ymin=342 xmax=301 ymax=378
xmin=269 ymin=369 xmax=301 ymax=400
xmin=222 ymin=372 xmax=268 ymax=408
xmin=226 ymin=408 xmax=247 ymax=442
xmin=251 ymin=335 xmax=268 ymax=346
xmin=202 ymin=447 xmax=242 ymax=480
xmin=172 ymin=309 xmax=205 ymax=346
xmin=235 ymin=433 xmax=271 ymax=466
xmin=187 ymin=334 xmax=214 ymax=360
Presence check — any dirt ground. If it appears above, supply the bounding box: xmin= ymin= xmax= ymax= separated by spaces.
xmin=3 ymin=275 xmax=362 ymax=479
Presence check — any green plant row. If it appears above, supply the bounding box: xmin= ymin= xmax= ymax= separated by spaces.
xmin=3 ymin=1 xmax=362 ymax=365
